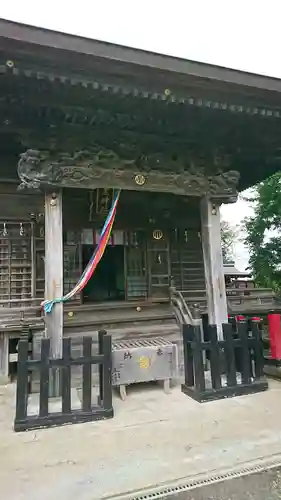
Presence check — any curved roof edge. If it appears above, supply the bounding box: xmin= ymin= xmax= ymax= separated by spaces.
xmin=1 ymin=18 xmax=281 ymax=93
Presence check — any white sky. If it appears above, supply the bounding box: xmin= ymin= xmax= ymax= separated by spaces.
xmin=1 ymin=1 xmax=281 ymax=78
xmin=221 ymin=195 xmax=254 ymax=271
xmin=1 ymin=0 xmax=278 ymax=270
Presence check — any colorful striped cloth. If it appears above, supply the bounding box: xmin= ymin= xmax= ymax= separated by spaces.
xmin=42 ymin=190 xmax=121 ymax=314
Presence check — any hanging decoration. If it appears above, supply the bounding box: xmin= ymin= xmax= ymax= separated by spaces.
xmin=42 ymin=190 xmax=121 ymax=314
xmin=88 ymin=189 xmax=114 ymax=221
xmin=96 ymin=188 xmax=112 ymax=214
xmin=3 ymin=223 xmax=7 ymax=236
xmin=20 ymin=223 xmax=24 ymax=236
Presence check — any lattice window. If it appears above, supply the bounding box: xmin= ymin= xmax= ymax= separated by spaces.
xmin=126 ymin=231 xmax=148 ymax=299
xmin=34 ymin=222 xmax=45 ymax=298
xmin=0 ymin=222 xmax=33 ymax=304
xmin=34 ymin=228 xmax=82 ymax=302
xmin=63 ymin=231 xmax=82 ymax=301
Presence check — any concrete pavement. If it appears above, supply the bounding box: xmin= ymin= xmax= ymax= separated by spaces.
xmin=1 ymin=379 xmax=281 ymax=500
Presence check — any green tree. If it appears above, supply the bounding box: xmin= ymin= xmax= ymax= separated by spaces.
xmin=244 ymin=172 xmax=281 ymax=292
xmin=221 ymin=221 xmax=237 ymax=264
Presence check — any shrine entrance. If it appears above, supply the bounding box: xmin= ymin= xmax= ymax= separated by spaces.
xmin=82 ymin=244 xmax=125 ymax=303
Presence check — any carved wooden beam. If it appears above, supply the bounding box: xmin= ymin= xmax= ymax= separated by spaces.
xmin=17 ymin=148 xmax=240 ymax=201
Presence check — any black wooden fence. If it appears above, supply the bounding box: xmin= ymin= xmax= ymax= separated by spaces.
xmin=182 ymin=320 xmax=268 ymax=402
xmin=14 ymin=331 xmax=113 ymax=432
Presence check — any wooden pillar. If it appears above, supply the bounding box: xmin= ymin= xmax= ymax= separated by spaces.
xmin=45 ymin=191 xmax=63 ymax=396
xmin=200 ymin=197 xmax=227 ymax=339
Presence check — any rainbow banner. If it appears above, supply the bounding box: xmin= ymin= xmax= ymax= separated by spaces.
xmin=42 ymin=190 xmax=121 ymax=314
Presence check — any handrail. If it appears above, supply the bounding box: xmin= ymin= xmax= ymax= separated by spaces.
xmin=171 ymin=296 xmax=186 ymax=326
xmin=169 ymin=285 xmax=205 ymax=360
xmin=171 ymin=295 xmax=193 ymax=325
xmin=176 ymin=291 xmax=194 ymax=324
xmin=169 ymin=286 xmax=197 ymax=325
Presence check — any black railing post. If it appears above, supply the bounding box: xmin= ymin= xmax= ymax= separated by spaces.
xmin=182 ymin=324 xmax=194 ymax=387
xmin=228 ymin=315 xmax=237 ymax=332
xmin=209 ymin=325 xmax=221 ymax=390
xmin=21 ymin=324 xmax=33 ymax=393
xmin=193 ymin=325 xmax=205 ymax=393
xmin=98 ymin=329 xmax=107 ymax=404
xmin=237 ymin=320 xmax=251 ymax=385
xmin=102 ymin=333 xmax=112 ymax=411
xmin=82 ymin=337 xmax=92 ymax=413
xmin=201 ymin=314 xmax=209 ymax=341
xmin=61 ymin=338 xmax=71 ymax=414
xmin=222 ymin=323 xmax=237 ymax=387
xmin=250 ymin=319 xmax=264 ymax=380
xmin=15 ymin=340 xmax=29 ymax=427
xmin=39 ymin=339 xmax=50 ymax=418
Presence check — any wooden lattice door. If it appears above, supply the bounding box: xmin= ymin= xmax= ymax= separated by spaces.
xmin=125 ymin=231 xmax=148 ymax=300
xmin=147 ymin=229 xmax=170 ymax=298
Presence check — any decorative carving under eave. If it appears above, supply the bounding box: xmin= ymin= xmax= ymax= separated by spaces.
xmin=17 ymin=150 xmax=63 ymax=190
xmin=17 ymin=148 xmax=240 ymax=200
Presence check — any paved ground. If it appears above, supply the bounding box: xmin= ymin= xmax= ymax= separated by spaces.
xmin=1 ymin=379 xmax=281 ymax=500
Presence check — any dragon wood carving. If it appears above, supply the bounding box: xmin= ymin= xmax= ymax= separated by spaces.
xmin=17 ymin=148 xmax=240 ymax=199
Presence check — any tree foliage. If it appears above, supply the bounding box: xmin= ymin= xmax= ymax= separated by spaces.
xmin=244 ymin=172 xmax=281 ymax=292
xmin=221 ymin=221 xmax=237 ymax=263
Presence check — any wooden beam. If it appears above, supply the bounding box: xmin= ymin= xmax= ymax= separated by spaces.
xmin=200 ymin=197 xmax=228 ymax=339
xmin=44 ymin=190 xmax=63 ymax=396
xmin=17 ymin=149 xmax=239 ymax=200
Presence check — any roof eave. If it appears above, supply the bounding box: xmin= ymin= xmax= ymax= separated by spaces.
xmin=1 ymin=18 xmax=281 ymax=93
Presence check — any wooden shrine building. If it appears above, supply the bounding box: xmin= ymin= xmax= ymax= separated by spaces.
xmin=0 ymin=18 xmax=280 ymax=381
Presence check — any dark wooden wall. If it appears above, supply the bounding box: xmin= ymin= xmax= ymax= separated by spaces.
xmin=0 ymin=183 xmax=44 ymax=218
xmin=0 ymin=184 xmax=206 ymax=303
xmin=62 ymin=188 xmax=201 ymax=230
